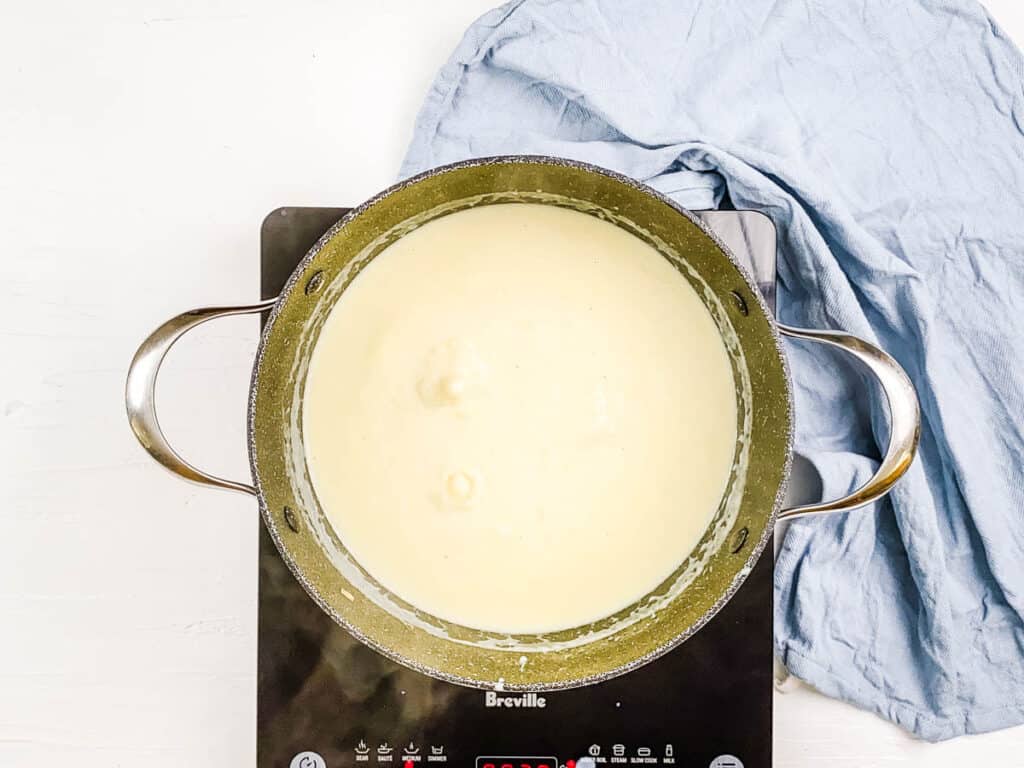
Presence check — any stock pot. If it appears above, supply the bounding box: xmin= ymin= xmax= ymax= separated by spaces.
xmin=126 ymin=156 xmax=919 ymax=690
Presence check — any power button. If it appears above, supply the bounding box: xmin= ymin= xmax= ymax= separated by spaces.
xmin=290 ymin=752 xmax=327 ymax=768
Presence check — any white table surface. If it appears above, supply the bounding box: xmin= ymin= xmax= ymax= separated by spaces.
xmin=2 ymin=2 xmax=1022 ymax=766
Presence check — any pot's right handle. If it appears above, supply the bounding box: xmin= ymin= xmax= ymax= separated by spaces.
xmin=125 ymin=299 xmax=277 ymax=496
xmin=777 ymin=324 xmax=921 ymax=521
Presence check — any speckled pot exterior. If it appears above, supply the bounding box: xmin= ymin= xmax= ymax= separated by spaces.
xmin=248 ymin=156 xmax=793 ymax=691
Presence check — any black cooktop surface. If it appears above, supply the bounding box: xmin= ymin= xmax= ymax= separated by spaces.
xmin=257 ymin=206 xmax=776 ymax=768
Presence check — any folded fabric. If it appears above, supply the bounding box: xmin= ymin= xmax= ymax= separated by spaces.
xmin=399 ymin=0 xmax=1024 ymax=741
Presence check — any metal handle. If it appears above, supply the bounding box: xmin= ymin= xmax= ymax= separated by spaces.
xmin=777 ymin=324 xmax=920 ymax=520
xmin=125 ymin=298 xmax=277 ymax=496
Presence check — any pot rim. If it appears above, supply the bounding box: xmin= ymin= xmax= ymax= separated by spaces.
xmin=246 ymin=154 xmax=795 ymax=691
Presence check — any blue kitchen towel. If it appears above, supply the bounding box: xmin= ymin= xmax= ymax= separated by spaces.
xmin=399 ymin=0 xmax=1024 ymax=740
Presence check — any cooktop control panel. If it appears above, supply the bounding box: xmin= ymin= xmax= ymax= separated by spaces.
xmin=289 ymin=749 xmax=746 ymax=768
xmin=288 ymin=748 xmax=746 ymax=768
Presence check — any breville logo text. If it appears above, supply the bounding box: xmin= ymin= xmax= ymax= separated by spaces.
xmin=484 ymin=691 xmax=546 ymax=708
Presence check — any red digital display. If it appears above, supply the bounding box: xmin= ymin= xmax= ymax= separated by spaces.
xmin=476 ymin=757 xmax=556 ymax=768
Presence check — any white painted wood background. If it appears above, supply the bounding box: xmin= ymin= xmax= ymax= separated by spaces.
xmin=1 ymin=1 xmax=1022 ymax=765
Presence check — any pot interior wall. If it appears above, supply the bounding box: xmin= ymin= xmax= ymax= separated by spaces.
xmin=250 ymin=158 xmax=791 ymax=690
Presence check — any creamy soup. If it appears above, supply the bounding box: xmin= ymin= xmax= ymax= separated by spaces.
xmin=303 ymin=203 xmax=737 ymax=634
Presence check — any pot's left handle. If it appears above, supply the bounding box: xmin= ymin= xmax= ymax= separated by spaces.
xmin=125 ymin=299 xmax=278 ymax=496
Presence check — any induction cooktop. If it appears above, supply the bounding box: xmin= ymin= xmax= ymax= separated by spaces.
xmin=257 ymin=206 xmax=778 ymax=768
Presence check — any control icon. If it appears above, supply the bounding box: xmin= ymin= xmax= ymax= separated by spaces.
xmin=588 ymin=745 xmax=601 ymax=757
xmin=355 ymin=741 xmax=370 ymax=755
xmin=709 ymin=756 xmax=743 ymax=768
xmin=664 ymin=745 xmax=673 ymax=758
xmin=612 ymin=744 xmax=625 ymax=757
xmin=378 ymin=743 xmax=394 ymax=756
xmin=290 ymin=752 xmax=327 ymax=768
xmin=405 ymin=743 xmax=420 ymax=755
xmin=636 ymin=747 xmax=651 ymax=757
xmin=431 ymin=746 xmax=445 ymax=756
